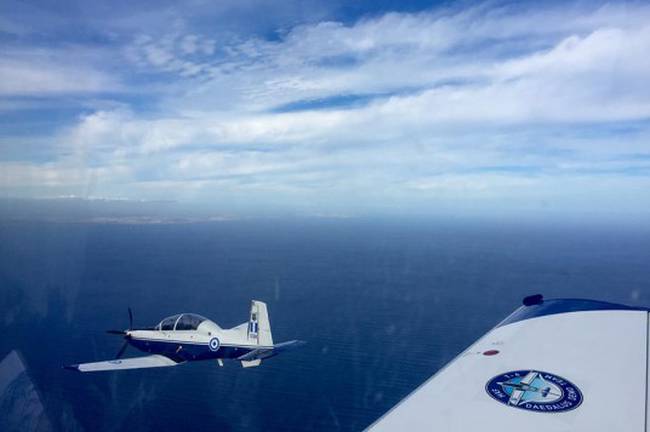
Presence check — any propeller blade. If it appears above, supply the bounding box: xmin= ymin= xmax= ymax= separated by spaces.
xmin=115 ymin=340 xmax=129 ymax=359
xmin=128 ymin=307 xmax=133 ymax=330
xmin=107 ymin=330 xmax=126 ymax=335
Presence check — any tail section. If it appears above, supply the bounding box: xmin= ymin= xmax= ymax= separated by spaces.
xmin=247 ymin=300 xmax=273 ymax=347
xmin=237 ymin=301 xmax=304 ymax=368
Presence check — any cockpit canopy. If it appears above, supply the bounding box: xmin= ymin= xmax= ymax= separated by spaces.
xmin=157 ymin=313 xmax=207 ymax=331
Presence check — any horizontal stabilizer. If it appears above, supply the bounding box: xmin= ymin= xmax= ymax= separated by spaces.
xmin=237 ymin=348 xmax=272 ymax=362
xmin=237 ymin=340 xmax=306 ymax=362
xmin=271 ymin=339 xmax=306 ymax=354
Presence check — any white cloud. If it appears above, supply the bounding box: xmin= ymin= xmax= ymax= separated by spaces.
xmin=145 ymin=2 xmax=650 ymax=116
xmin=125 ymin=31 xmax=218 ymax=78
xmin=0 ymin=49 xmax=121 ymax=95
xmin=4 ymin=2 xmax=650 ymax=217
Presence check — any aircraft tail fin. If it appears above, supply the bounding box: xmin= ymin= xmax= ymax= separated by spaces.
xmin=247 ymin=300 xmax=273 ymax=346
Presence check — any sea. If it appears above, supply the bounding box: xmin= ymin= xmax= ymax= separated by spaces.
xmin=1 ymin=217 xmax=649 ymax=431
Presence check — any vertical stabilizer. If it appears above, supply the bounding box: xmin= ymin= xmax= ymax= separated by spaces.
xmin=247 ymin=300 xmax=273 ymax=346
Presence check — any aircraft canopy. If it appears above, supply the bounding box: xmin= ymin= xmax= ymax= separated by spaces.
xmin=157 ymin=313 xmax=207 ymax=331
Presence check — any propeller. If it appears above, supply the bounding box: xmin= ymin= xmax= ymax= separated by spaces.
xmin=106 ymin=308 xmax=134 ymax=359
xmin=106 ymin=330 xmax=126 ymax=335
xmin=115 ymin=340 xmax=129 ymax=359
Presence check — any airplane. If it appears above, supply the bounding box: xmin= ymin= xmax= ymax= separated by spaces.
xmin=366 ymin=294 xmax=650 ymax=431
xmin=497 ymin=371 xmax=559 ymax=406
xmin=65 ymin=300 xmax=305 ymax=372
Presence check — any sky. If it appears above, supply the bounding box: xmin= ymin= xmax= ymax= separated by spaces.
xmin=1 ymin=0 xmax=650 ymax=220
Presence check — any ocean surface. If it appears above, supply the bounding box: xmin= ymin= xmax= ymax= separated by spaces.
xmin=1 ymin=218 xmax=649 ymax=431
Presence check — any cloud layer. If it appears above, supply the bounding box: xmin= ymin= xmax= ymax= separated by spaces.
xmin=1 ymin=1 xmax=650 ymax=218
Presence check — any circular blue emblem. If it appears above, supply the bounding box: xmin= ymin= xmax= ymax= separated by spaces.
xmin=208 ymin=337 xmax=220 ymax=352
xmin=485 ymin=370 xmax=582 ymax=413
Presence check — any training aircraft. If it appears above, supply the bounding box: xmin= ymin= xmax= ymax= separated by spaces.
xmin=366 ymin=294 xmax=650 ymax=431
xmin=65 ymin=300 xmax=304 ymax=372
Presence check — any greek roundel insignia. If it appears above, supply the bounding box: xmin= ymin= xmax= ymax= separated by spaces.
xmin=208 ymin=337 xmax=220 ymax=352
xmin=485 ymin=370 xmax=582 ymax=413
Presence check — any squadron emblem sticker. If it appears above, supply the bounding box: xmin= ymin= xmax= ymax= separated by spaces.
xmin=485 ymin=370 xmax=582 ymax=413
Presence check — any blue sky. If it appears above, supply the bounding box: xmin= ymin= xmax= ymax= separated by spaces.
xmin=2 ymin=0 xmax=650 ymax=219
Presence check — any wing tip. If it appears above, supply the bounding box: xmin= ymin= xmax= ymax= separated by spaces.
xmin=275 ymin=339 xmax=307 ymax=350
xmin=522 ymin=294 xmax=544 ymax=306
xmin=63 ymin=364 xmax=81 ymax=372
xmin=500 ymin=296 xmax=649 ymax=328
xmin=291 ymin=339 xmax=307 ymax=347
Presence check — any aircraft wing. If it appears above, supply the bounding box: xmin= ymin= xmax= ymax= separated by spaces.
xmin=366 ymin=296 xmax=649 ymax=431
xmin=65 ymin=354 xmax=182 ymax=372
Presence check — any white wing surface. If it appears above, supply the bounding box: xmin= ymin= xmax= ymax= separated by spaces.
xmin=367 ymin=296 xmax=650 ymax=431
xmin=65 ymin=354 xmax=181 ymax=372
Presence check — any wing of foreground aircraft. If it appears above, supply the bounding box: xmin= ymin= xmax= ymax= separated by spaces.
xmin=367 ymin=295 xmax=649 ymax=431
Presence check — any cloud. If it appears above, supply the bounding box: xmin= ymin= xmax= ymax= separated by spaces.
xmin=144 ymin=2 xmax=650 ymax=115
xmin=0 ymin=48 xmax=121 ymax=96
xmin=3 ymin=1 xmax=650 ymax=218
xmin=124 ymin=33 xmax=218 ymax=78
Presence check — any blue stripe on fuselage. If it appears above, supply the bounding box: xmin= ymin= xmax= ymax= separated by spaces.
xmin=128 ymin=337 xmax=270 ymax=362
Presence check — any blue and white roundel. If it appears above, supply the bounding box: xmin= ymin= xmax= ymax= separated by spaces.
xmin=208 ymin=337 xmax=220 ymax=352
xmin=485 ymin=370 xmax=582 ymax=413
